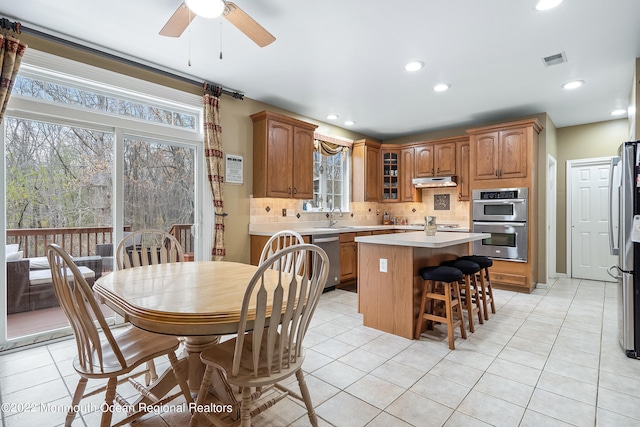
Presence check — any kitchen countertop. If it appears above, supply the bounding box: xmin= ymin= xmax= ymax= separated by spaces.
xmin=249 ymin=223 xmax=470 ymax=236
xmin=354 ymin=231 xmax=489 ymax=248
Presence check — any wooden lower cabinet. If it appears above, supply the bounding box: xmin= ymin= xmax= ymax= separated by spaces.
xmin=249 ymin=234 xmax=311 ymax=266
xmin=489 ymin=259 xmax=535 ymax=293
xmin=340 ymin=233 xmax=357 ymax=281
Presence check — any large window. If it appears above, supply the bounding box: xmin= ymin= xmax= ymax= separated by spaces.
xmin=311 ymin=150 xmax=349 ymax=211
xmin=1 ymin=49 xmax=203 ymax=346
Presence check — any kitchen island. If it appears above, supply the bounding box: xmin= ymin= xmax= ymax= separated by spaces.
xmin=355 ymin=231 xmax=489 ymax=339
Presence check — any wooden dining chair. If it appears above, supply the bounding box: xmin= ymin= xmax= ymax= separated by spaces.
xmin=46 ymin=244 xmax=192 ymax=427
xmin=115 ymin=229 xmax=185 ymax=383
xmin=115 ymin=229 xmax=184 ymax=270
xmin=190 ymin=243 xmax=330 ymax=427
xmin=258 ymin=229 xmax=305 ymax=274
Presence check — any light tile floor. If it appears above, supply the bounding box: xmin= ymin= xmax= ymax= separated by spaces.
xmin=2 ymin=277 xmax=640 ymax=426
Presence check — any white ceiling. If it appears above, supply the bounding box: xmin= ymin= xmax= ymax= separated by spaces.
xmin=2 ymin=0 xmax=640 ymax=140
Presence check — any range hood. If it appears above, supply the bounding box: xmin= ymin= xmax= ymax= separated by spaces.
xmin=412 ymin=176 xmax=458 ymax=188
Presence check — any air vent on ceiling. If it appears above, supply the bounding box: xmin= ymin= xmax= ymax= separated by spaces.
xmin=542 ymin=51 xmax=568 ymax=67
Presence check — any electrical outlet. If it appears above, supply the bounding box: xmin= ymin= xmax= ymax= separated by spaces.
xmin=379 ymin=258 xmax=388 ymax=273
xmin=286 ymin=209 xmax=295 ymax=217
xmin=282 ymin=208 xmax=287 ymax=217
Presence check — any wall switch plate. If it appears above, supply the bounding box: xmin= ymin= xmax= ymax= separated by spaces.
xmin=282 ymin=208 xmax=287 ymax=217
xmin=379 ymin=258 xmax=388 ymax=273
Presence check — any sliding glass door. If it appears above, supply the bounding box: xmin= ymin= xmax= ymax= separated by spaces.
xmin=4 ymin=117 xmax=114 ymax=339
xmin=123 ymin=136 xmax=196 ymax=253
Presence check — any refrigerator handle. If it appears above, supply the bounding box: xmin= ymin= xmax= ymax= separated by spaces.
xmin=609 ymin=156 xmax=620 ymax=256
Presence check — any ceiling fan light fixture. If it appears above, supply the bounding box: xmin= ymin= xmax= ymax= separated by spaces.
xmin=186 ymin=0 xmax=226 ymax=18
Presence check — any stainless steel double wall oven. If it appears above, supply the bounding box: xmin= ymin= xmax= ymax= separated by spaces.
xmin=472 ymin=187 xmax=529 ymax=262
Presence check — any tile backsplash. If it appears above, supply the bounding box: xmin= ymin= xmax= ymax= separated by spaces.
xmin=250 ymin=187 xmax=470 ymax=226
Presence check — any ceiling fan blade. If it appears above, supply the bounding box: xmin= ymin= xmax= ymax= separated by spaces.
xmin=160 ymin=2 xmax=196 ymax=37
xmin=223 ymin=2 xmax=276 ymax=47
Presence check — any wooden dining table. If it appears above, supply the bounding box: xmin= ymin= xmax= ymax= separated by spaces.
xmin=93 ymin=260 xmax=286 ymax=402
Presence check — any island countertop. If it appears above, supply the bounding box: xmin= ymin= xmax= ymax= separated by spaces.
xmin=355 ymin=231 xmax=489 ymax=248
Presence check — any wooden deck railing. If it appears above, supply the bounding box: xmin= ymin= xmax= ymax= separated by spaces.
xmin=7 ymin=225 xmax=194 ymax=258
xmin=169 ymin=224 xmax=194 ymax=254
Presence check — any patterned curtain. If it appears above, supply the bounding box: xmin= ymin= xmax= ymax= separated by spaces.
xmin=203 ymin=86 xmax=226 ymax=260
xmin=0 ymin=34 xmax=27 ymax=124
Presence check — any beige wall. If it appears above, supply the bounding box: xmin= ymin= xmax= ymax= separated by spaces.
xmin=555 ymin=119 xmax=628 ymax=273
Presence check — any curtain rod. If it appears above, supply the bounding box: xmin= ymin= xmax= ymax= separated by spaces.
xmin=0 ymin=17 xmax=244 ymax=100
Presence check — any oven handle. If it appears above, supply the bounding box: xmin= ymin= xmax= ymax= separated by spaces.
xmin=472 ymin=199 xmax=527 ymax=204
xmin=473 ymin=222 xmax=526 ymax=227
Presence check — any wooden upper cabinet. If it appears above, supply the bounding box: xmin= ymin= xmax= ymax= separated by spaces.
xmin=400 ymin=147 xmax=421 ymax=202
xmin=292 ymin=126 xmax=315 ymax=199
xmin=457 ymin=140 xmax=470 ymax=201
xmin=415 ymin=141 xmax=456 ymax=177
xmin=353 ymin=139 xmax=381 ymax=202
xmin=414 ymin=145 xmax=434 ymax=177
xmin=467 ymin=118 xmax=543 ymax=183
xmin=251 ymin=110 xmax=318 ymax=199
xmin=499 ymin=128 xmax=528 ymax=180
xmin=472 ymin=132 xmax=500 ymax=180
xmin=434 ymin=142 xmax=456 ymax=175
xmin=381 ymin=149 xmax=400 ymax=202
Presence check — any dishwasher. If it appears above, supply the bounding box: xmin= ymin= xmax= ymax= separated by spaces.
xmin=311 ymin=234 xmax=340 ymax=291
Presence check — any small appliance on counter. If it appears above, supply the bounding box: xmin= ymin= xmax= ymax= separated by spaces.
xmin=382 ymin=211 xmax=392 ymax=225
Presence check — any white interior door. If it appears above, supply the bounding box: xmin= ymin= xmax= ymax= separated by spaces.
xmin=570 ymin=159 xmax=617 ymax=281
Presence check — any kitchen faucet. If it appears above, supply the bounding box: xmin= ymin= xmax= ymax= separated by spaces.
xmin=329 ymin=207 xmax=343 ymax=227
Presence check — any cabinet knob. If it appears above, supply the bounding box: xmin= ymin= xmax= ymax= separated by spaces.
xmin=431 ymin=168 xmax=434 ymax=174
xmin=288 ymin=186 xmax=292 ymax=194
xmin=293 ymin=186 xmax=298 ymax=195
xmin=437 ymin=168 xmax=440 ymax=174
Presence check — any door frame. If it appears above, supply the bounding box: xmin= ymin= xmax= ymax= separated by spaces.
xmin=547 ymin=154 xmax=557 ymax=282
xmin=565 ymin=156 xmax=614 ymax=279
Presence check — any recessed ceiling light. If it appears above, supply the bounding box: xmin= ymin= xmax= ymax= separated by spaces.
xmin=404 ymin=61 xmax=424 ymax=72
xmin=535 ymin=0 xmax=563 ymax=11
xmin=433 ymin=84 xmax=451 ymax=92
xmin=611 ymin=109 xmax=627 ymax=116
xmin=344 ymin=120 xmax=355 ymax=126
xmin=562 ymin=80 xmax=584 ymax=90
xmin=326 ymin=114 xmax=339 ymax=120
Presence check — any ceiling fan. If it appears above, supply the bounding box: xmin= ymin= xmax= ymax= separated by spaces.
xmin=160 ymin=0 xmax=275 ymax=47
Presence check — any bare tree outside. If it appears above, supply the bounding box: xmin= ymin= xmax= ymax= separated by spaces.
xmin=5 ymin=76 xmax=196 ymax=254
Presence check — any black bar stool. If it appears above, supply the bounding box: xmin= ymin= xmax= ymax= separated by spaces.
xmin=460 ymin=255 xmax=496 ymax=319
xmin=441 ymin=259 xmax=484 ymax=333
xmin=415 ymin=265 xmax=467 ymax=350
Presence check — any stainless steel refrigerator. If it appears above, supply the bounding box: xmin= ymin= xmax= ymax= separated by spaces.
xmin=609 ymin=141 xmax=640 ymax=358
